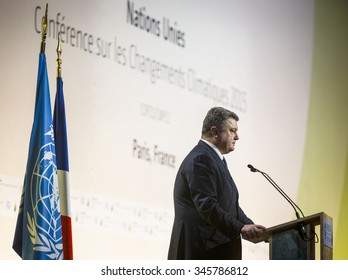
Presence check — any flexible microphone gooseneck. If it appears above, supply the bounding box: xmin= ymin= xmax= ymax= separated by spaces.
xmin=247 ymin=164 xmax=314 ymax=241
xmin=247 ymin=164 xmax=304 ymax=219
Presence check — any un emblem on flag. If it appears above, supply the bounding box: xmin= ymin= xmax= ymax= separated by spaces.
xmin=27 ymin=138 xmax=63 ymax=259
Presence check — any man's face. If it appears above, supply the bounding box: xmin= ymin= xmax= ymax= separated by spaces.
xmin=215 ymin=118 xmax=239 ymax=154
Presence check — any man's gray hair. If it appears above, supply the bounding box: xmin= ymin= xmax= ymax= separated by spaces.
xmin=201 ymin=107 xmax=239 ymax=137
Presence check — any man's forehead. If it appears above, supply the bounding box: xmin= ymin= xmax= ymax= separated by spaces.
xmin=225 ymin=118 xmax=238 ymax=129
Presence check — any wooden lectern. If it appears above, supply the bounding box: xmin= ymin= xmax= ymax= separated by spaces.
xmin=246 ymin=212 xmax=333 ymax=260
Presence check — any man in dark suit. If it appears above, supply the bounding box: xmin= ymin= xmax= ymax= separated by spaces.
xmin=168 ymin=107 xmax=266 ymax=260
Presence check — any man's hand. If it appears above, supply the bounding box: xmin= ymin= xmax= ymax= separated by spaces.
xmin=241 ymin=224 xmax=267 ymax=239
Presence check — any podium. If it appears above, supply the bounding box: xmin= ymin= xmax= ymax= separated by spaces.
xmin=246 ymin=212 xmax=333 ymax=260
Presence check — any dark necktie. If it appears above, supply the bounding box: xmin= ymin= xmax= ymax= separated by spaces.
xmin=222 ymin=157 xmax=228 ymax=168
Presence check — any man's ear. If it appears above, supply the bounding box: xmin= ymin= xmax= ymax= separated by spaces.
xmin=210 ymin=126 xmax=219 ymax=138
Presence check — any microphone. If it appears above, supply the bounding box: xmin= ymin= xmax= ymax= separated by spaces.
xmin=247 ymin=164 xmax=308 ymax=239
xmin=247 ymin=164 xmax=304 ymax=218
xmin=247 ymin=164 xmax=259 ymax=173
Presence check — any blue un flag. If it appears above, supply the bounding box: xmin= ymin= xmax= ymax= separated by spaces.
xmin=12 ymin=53 xmax=63 ymax=260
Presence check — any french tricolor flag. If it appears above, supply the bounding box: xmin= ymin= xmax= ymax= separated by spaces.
xmin=53 ymin=75 xmax=74 ymax=260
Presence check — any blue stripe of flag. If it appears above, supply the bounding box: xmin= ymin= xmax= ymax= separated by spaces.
xmin=53 ymin=76 xmax=69 ymax=172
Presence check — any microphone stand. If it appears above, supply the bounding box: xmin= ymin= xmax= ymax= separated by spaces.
xmin=260 ymin=171 xmax=304 ymax=219
xmin=248 ymin=164 xmax=316 ymax=242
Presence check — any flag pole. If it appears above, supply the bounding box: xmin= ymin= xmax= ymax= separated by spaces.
xmin=57 ymin=32 xmax=62 ymax=77
xmin=40 ymin=4 xmax=48 ymax=54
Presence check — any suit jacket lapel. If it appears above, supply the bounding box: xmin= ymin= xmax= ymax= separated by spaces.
xmin=197 ymin=140 xmax=240 ymax=219
xmin=198 ymin=140 xmax=237 ymax=188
